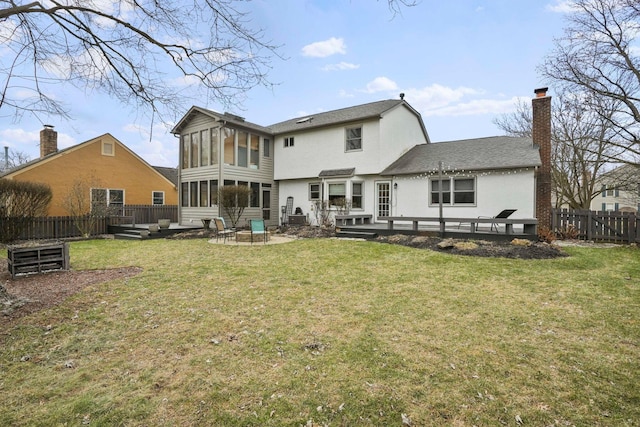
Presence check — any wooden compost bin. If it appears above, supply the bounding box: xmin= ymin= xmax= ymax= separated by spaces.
xmin=7 ymin=242 xmax=70 ymax=279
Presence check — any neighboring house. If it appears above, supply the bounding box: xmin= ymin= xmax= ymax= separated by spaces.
xmin=172 ymin=89 xmax=551 ymax=228
xmin=0 ymin=126 xmax=178 ymax=216
xmin=590 ymin=164 xmax=640 ymax=212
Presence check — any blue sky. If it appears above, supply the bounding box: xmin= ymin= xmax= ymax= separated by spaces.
xmin=0 ymin=0 xmax=572 ymax=167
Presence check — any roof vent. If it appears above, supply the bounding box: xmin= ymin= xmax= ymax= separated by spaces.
xmin=296 ymin=117 xmax=313 ymax=124
xmin=399 ymin=93 xmax=405 ymax=100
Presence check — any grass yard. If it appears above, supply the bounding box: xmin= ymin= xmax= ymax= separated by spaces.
xmin=1 ymin=238 xmax=638 ymax=426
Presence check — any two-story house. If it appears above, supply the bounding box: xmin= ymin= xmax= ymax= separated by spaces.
xmin=172 ymin=90 xmax=550 ymax=228
xmin=591 ymin=164 xmax=640 ymax=212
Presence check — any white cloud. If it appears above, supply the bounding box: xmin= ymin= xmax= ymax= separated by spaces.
xmin=0 ymin=127 xmax=76 ymax=161
xmin=322 ymin=62 xmax=360 ymax=71
xmin=122 ymin=123 xmax=178 ymax=167
xmin=546 ymin=0 xmax=578 ymax=13
xmin=403 ymin=84 xmax=481 ymax=110
xmin=399 ymin=84 xmax=528 ymax=118
xmin=364 ymin=77 xmax=398 ymax=93
xmin=302 ymin=37 xmax=346 ymax=58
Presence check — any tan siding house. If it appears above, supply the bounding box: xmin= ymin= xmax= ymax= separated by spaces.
xmin=1 ymin=127 xmax=177 ymax=216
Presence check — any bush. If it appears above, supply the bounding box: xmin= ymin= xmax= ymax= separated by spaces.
xmin=0 ymin=179 xmax=52 ymax=243
xmin=219 ymin=185 xmax=252 ymax=228
xmin=537 ymin=226 xmax=556 ymax=244
xmin=556 ymin=224 xmax=579 ymax=240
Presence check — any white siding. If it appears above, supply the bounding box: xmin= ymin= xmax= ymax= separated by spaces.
xmin=393 ymin=169 xmax=536 ymax=219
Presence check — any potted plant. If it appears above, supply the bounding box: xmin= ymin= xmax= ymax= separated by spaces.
xmin=158 ymin=219 xmax=171 ymax=229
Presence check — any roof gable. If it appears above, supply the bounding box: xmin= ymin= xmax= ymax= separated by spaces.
xmin=381 ymin=136 xmax=541 ymax=176
xmin=171 ymin=106 xmax=272 ymax=135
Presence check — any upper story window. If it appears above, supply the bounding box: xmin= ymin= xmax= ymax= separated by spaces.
xmin=284 ymin=137 xmax=294 ymax=148
xmin=431 ymin=177 xmax=476 ymax=205
xmin=601 ymin=185 xmax=619 ymax=197
xmin=264 ymin=138 xmax=271 ymax=157
xmin=250 ymin=135 xmax=260 ymax=169
xmin=102 ymin=141 xmax=114 ymax=156
xmin=345 ymin=127 xmax=362 ymax=151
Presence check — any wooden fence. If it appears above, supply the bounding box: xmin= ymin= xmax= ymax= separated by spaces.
xmin=1 ymin=205 xmax=178 ymax=242
xmin=552 ymin=208 xmax=639 ymax=244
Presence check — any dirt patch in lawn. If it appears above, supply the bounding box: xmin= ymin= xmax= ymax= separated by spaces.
xmin=0 ymin=259 xmax=141 ymax=327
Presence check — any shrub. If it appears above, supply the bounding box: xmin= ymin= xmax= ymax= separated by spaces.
xmin=556 ymin=224 xmax=579 ymax=240
xmin=537 ymin=226 xmax=556 ymax=244
xmin=0 ymin=179 xmax=52 ymax=243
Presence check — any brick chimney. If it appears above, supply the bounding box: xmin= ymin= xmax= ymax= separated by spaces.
xmin=533 ymin=88 xmax=552 ymax=231
xmin=40 ymin=125 xmax=58 ymax=158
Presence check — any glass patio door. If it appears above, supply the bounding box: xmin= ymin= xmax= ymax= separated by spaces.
xmin=376 ymin=181 xmax=391 ymax=221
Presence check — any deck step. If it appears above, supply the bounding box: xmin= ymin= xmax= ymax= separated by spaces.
xmin=336 ymin=231 xmax=378 ymax=240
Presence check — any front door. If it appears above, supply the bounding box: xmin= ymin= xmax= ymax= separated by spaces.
xmin=376 ymin=181 xmax=391 ymax=221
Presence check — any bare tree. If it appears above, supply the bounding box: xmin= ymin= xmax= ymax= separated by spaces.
xmin=1 ymin=148 xmax=30 ymax=172
xmin=1 ymin=1 xmax=416 ymax=123
xmin=494 ymin=92 xmax=615 ymax=209
xmin=541 ymin=0 xmax=640 ymax=165
xmin=219 ymin=184 xmax=251 ymax=228
xmin=61 ymin=174 xmax=113 ymax=237
xmin=0 ymin=1 xmax=280 ymax=122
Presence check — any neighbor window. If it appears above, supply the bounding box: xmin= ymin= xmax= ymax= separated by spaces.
xmin=431 ymin=177 xmax=475 ymax=205
xmin=352 ymin=182 xmax=363 ymax=209
xmin=102 ymin=141 xmax=114 ymax=156
xmin=328 ymin=182 xmax=346 ymax=205
xmin=345 ymin=127 xmax=362 ymax=151
xmin=284 ymin=136 xmax=294 ymax=148
xmin=152 ymin=191 xmax=165 ymax=205
xmin=91 ymin=188 xmax=124 ymax=213
xmin=309 ymin=182 xmax=321 ymax=200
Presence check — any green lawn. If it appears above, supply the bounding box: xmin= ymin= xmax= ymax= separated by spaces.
xmin=1 ymin=238 xmax=638 ymax=426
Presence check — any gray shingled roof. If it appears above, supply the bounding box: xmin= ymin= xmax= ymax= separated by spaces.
xmin=381 ymin=136 xmax=541 ymax=176
xmin=318 ymin=168 xmax=355 ymax=177
xmin=268 ymin=99 xmax=405 ymax=134
xmin=153 ymin=166 xmax=179 ymax=186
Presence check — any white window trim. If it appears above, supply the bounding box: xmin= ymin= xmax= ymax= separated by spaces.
xmin=101 ymin=140 xmax=115 ymax=156
xmin=345 ymin=126 xmax=363 ymax=152
xmin=351 ymin=181 xmax=364 ymax=210
xmin=429 ymin=176 xmax=476 ymax=206
xmin=152 ymin=191 xmax=165 ymax=205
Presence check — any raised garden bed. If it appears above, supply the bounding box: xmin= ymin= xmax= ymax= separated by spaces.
xmin=7 ymin=242 xmax=70 ymax=279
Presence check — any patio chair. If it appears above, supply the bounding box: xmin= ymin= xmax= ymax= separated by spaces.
xmin=249 ymin=219 xmax=267 ymax=244
xmin=479 ymin=209 xmax=517 ymax=232
xmin=213 ymin=217 xmax=236 ymax=243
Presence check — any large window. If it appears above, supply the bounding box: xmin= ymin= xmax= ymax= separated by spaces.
xmin=264 ymin=138 xmax=271 ymax=157
xmin=345 ymin=127 xmax=362 ymax=151
xmin=91 ymin=188 xmax=124 ymax=213
xmin=181 ymin=183 xmax=188 ymax=207
xmin=352 ymin=182 xmax=363 ymax=209
xmin=200 ymin=130 xmax=209 ymax=166
xmin=190 ymin=182 xmax=198 ymax=207
xmin=328 ymin=182 xmax=346 ymax=205
xmin=181 ymin=135 xmax=189 ymax=169
xmin=209 ymin=180 xmax=218 ymax=206
xmin=238 ymin=131 xmax=248 ymax=167
xmin=250 ymin=135 xmax=260 ymax=169
xmin=431 ymin=177 xmax=475 ymax=205
xmin=190 ymin=132 xmax=199 ymax=168
xmin=250 ymin=182 xmax=260 ymax=207
xmin=223 ymin=127 xmax=235 ymax=165
xmin=200 ymin=180 xmax=208 ymax=207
